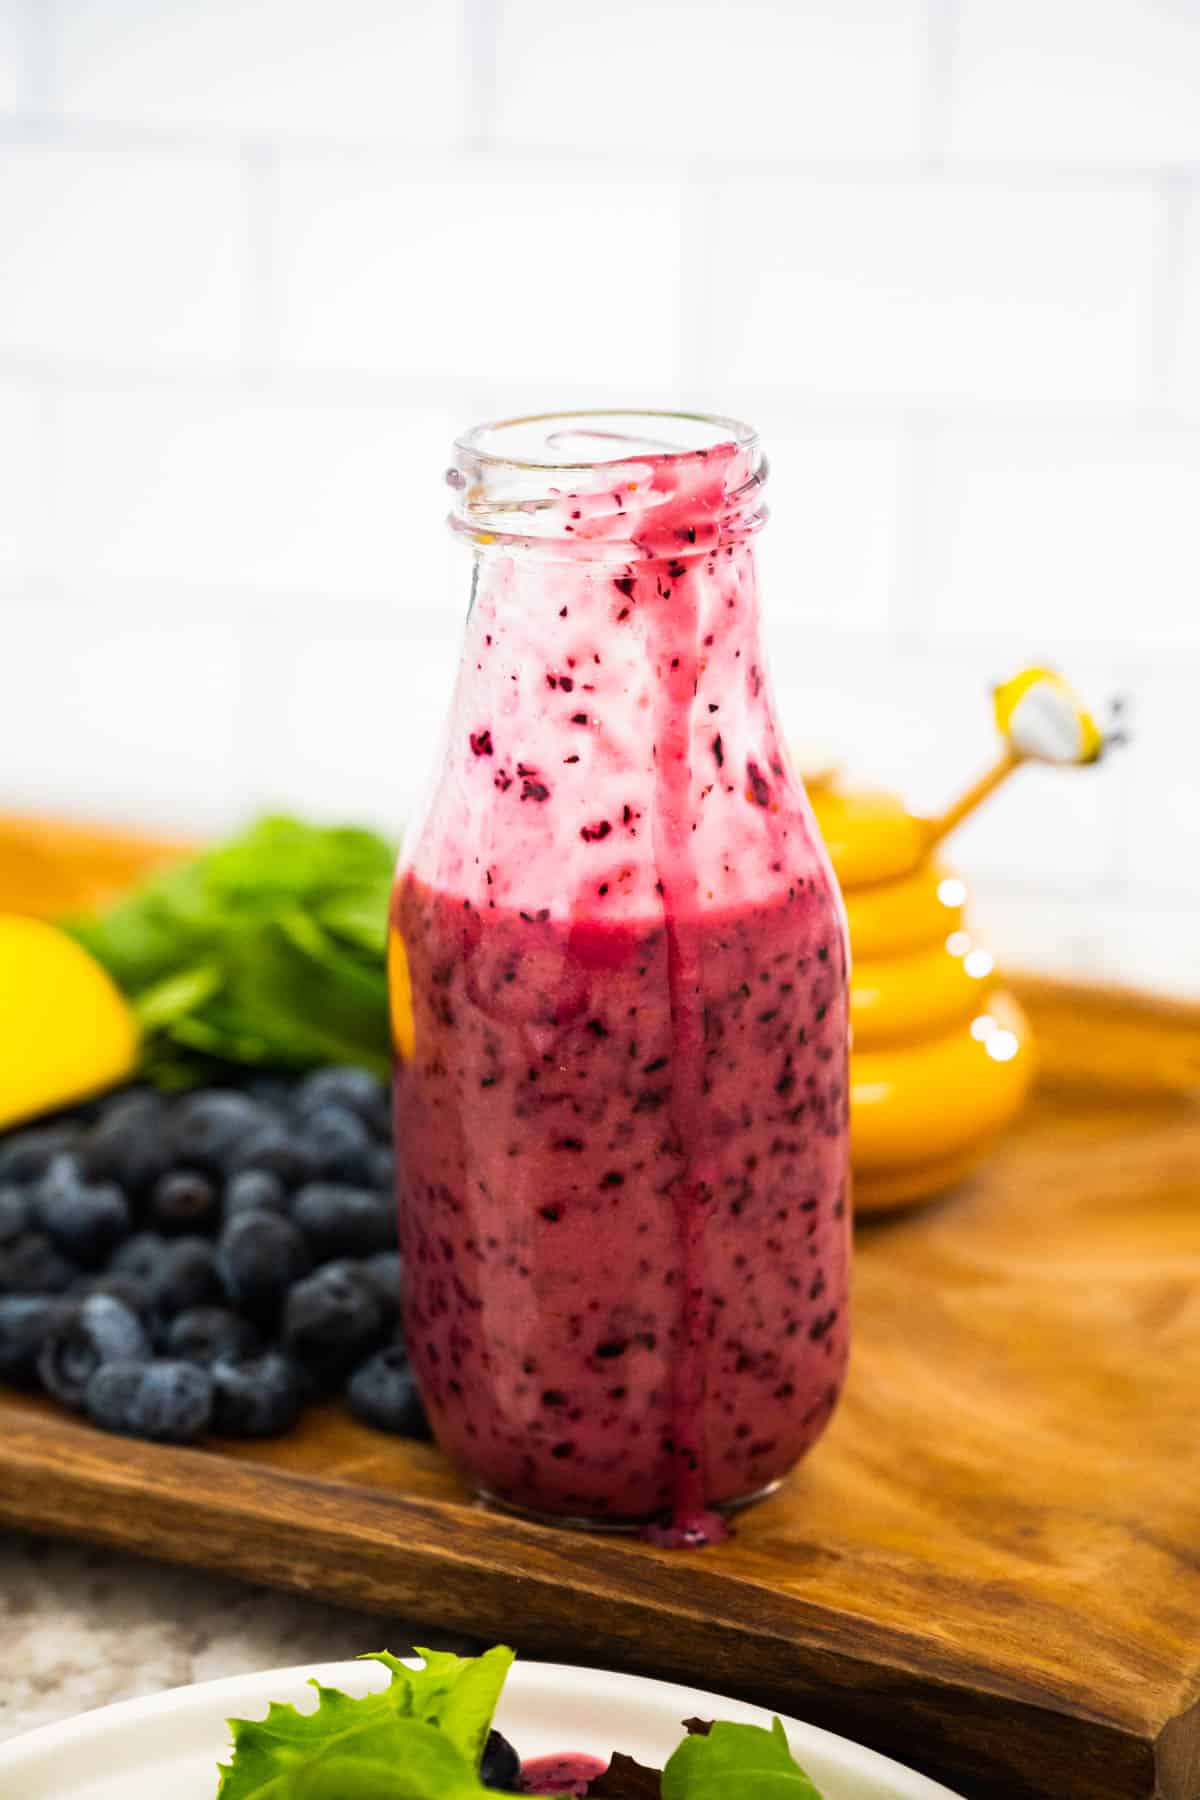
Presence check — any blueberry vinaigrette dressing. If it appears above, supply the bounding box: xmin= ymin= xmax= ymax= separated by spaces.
xmin=389 ymin=412 xmax=850 ymax=1546
xmin=520 ymin=1753 xmax=608 ymax=1795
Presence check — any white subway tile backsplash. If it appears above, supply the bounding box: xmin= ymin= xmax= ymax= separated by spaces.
xmin=1085 ymin=898 xmax=1200 ymax=997
xmin=753 ymin=420 xmax=906 ymax=637
xmin=707 ymin=177 xmax=1156 ymax=415
xmin=53 ymin=0 xmax=464 ymax=143
xmin=965 ymin=887 xmax=1111 ymax=982
xmin=493 ymin=0 xmax=925 ymax=157
xmin=275 ymin=156 xmax=686 ymax=390
xmin=0 ymin=145 xmax=245 ymax=364
xmin=244 ymin=608 xmax=461 ymax=830
xmin=948 ymin=0 xmax=1200 ymax=163
xmin=0 ymin=385 xmax=49 ymax=580
xmin=1124 ymin=674 xmax=1200 ymax=894
xmin=0 ymin=0 xmax=24 ymax=114
xmin=774 ymin=640 xmax=1126 ymax=887
xmin=55 ymin=385 xmax=462 ymax=599
xmin=923 ymin=428 xmax=1200 ymax=652
xmin=966 ymin=889 xmax=1200 ymax=997
xmin=775 ymin=641 xmax=996 ymax=805
xmin=1 ymin=593 xmax=246 ymax=832
xmin=950 ymin=728 xmax=1127 ymax=887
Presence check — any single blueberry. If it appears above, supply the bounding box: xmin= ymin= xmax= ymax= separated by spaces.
xmin=38 ymin=1293 xmax=150 ymax=1409
xmin=84 ymin=1360 xmax=148 ymax=1434
xmin=360 ymin=1249 xmax=402 ymax=1311
xmin=291 ymin=1183 xmax=396 ymax=1262
xmin=0 ymin=1294 xmax=70 ymax=1384
xmin=367 ymin=1144 xmax=395 ymax=1194
xmin=243 ymin=1074 xmax=294 ymax=1113
xmin=71 ymin=1270 xmax=156 ymax=1321
xmin=283 ymin=1264 xmax=386 ymax=1378
xmin=147 ymin=1169 xmax=219 ymax=1236
xmin=227 ymin=1125 xmax=315 ymax=1189
xmin=217 ymin=1211 xmax=311 ymax=1316
xmin=165 ymin=1305 xmax=259 ymax=1366
xmin=223 ymin=1169 xmax=288 ymax=1218
xmin=33 ymin=1155 xmax=131 ymax=1267
xmin=78 ymin=1089 xmax=169 ymax=1193
xmin=345 ymin=1344 xmax=430 ymax=1438
xmin=148 ymin=1236 xmax=222 ymax=1319
xmin=210 ymin=1349 xmax=304 ymax=1438
xmin=479 ymin=1729 xmax=522 ymax=1792
xmin=300 ymin=1105 xmax=372 ymax=1183
xmin=295 ymin=1066 xmax=389 ymax=1138
xmin=87 ymin=1358 xmax=213 ymax=1443
xmin=111 ymin=1231 xmax=171 ymax=1287
xmin=171 ymin=1091 xmax=271 ymax=1175
xmin=0 ymin=1184 xmax=30 ymax=1246
xmin=0 ymin=1124 xmax=80 ymax=1185
xmin=0 ymin=1231 xmax=82 ymax=1296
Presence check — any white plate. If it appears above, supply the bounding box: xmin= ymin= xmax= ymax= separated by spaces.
xmin=0 ymin=1655 xmax=962 ymax=1799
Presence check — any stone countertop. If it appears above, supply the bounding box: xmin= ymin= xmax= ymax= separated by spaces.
xmin=0 ymin=1531 xmax=474 ymax=1745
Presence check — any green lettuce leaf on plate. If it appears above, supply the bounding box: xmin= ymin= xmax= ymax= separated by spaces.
xmin=662 ymin=1718 xmax=823 ymax=1799
xmin=215 ymin=1646 xmax=826 ymax=1800
xmin=216 ymin=1647 xmax=515 ymax=1800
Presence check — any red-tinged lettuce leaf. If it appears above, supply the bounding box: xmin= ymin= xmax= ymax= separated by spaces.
xmin=586 ymin=1750 xmax=663 ymax=1797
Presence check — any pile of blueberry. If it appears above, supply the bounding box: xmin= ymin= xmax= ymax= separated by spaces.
xmin=0 ymin=1068 xmax=429 ymax=1448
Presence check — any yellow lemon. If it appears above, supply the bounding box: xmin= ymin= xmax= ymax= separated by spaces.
xmin=0 ymin=914 xmax=139 ymax=1129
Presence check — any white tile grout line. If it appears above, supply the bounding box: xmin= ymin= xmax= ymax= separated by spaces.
xmin=5 ymin=348 xmax=1200 ymax=437
xmin=0 ymin=111 xmax=1198 ymax=191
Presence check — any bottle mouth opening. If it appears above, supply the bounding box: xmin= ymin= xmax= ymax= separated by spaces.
xmin=454 ymin=409 xmax=758 ymax=470
xmin=448 ymin=409 xmax=766 ymax=559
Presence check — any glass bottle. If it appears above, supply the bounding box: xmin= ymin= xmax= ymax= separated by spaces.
xmin=390 ymin=412 xmax=850 ymax=1545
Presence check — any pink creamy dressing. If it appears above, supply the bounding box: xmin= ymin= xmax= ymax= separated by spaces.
xmin=520 ymin=1752 xmax=609 ymax=1794
xmin=393 ymin=435 xmax=850 ymax=1539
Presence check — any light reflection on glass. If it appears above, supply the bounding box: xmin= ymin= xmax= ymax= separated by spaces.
xmin=964 ymin=947 xmax=995 ymax=980
xmin=946 ymin=929 xmax=972 ymax=957
xmin=986 ymin=1029 xmax=1020 ymax=1063
xmin=970 ymin=1013 xmax=996 ymax=1042
xmin=937 ymin=877 xmax=967 ymax=908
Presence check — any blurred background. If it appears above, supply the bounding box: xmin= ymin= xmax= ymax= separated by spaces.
xmin=1 ymin=0 xmax=1197 ymax=992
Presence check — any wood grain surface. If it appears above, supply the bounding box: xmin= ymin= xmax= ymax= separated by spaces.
xmin=1 ymin=978 xmax=1198 ymax=1800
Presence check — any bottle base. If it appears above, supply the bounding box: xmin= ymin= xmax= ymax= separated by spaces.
xmin=472 ymin=1475 xmax=785 ymax=1535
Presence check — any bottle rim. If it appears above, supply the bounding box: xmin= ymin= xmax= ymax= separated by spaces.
xmin=447 ymin=409 xmax=766 ymax=558
xmin=453 ymin=408 xmax=757 ymax=471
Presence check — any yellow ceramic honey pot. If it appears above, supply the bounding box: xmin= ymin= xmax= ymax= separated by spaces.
xmin=805 ymin=667 xmax=1121 ymax=1214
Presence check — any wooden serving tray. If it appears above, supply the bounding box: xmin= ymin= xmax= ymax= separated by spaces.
xmin=1 ymin=818 xmax=1198 ymax=1796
